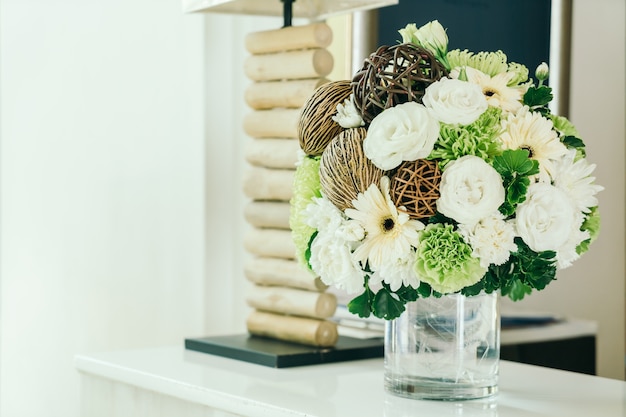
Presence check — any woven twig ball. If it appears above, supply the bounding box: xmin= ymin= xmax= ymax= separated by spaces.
xmin=319 ymin=128 xmax=385 ymax=211
xmin=352 ymin=44 xmax=448 ymax=124
xmin=390 ymin=159 xmax=441 ymax=220
xmin=298 ymin=80 xmax=352 ymax=156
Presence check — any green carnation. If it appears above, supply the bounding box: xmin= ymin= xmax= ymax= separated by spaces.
xmin=289 ymin=156 xmax=321 ymax=267
xmin=414 ymin=224 xmax=487 ymax=294
xmin=428 ymin=106 xmax=503 ymax=168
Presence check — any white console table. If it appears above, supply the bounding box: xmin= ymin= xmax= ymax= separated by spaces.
xmin=75 ymin=344 xmax=624 ymax=417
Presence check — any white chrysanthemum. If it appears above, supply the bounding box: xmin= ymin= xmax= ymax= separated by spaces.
xmin=458 ymin=212 xmax=517 ymax=268
xmin=375 ymin=249 xmax=421 ymax=291
xmin=554 ymin=213 xmax=590 ymax=269
xmin=552 ymin=149 xmax=604 ymax=213
xmin=331 ymin=94 xmax=365 ymax=128
xmin=304 ymin=196 xmax=344 ymax=233
xmin=336 ymin=219 xmax=365 ymax=242
xmin=451 ymin=66 xmax=525 ymax=113
xmin=309 ymin=231 xmax=364 ymax=294
xmin=499 ymin=106 xmax=568 ymax=181
xmin=345 ymin=177 xmax=424 ymax=271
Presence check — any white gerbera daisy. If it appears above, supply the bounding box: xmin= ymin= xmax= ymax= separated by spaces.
xmin=458 ymin=212 xmax=517 ymax=268
xmin=552 ymin=149 xmax=604 ymax=213
xmin=345 ymin=177 xmax=424 ymax=271
xmin=499 ymin=106 xmax=568 ymax=181
xmin=452 ymin=66 xmax=526 ymax=113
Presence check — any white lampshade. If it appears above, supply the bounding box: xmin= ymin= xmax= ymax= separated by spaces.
xmin=182 ymin=0 xmax=398 ymax=19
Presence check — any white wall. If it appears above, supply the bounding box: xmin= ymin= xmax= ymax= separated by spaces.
xmin=0 ymin=1 xmax=207 ymax=416
xmin=512 ymin=0 xmax=625 ymax=379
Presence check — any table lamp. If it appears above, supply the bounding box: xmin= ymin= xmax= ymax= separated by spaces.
xmin=183 ymin=0 xmax=397 ymax=367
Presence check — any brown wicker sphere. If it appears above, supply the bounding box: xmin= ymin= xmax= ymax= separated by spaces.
xmin=352 ymin=43 xmax=448 ymax=125
xmin=390 ymin=159 xmax=442 ymax=220
xmin=319 ymin=128 xmax=385 ymax=211
xmin=298 ymin=80 xmax=352 ymax=156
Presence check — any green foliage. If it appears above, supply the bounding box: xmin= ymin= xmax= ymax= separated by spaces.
xmin=304 ymin=231 xmax=317 ymax=270
xmin=492 ymin=150 xmax=539 ymax=217
xmin=523 ymin=85 xmax=553 ymax=115
xmin=372 ymin=287 xmax=405 ymax=320
xmin=562 ymin=135 xmax=586 ymax=157
xmin=462 ymin=238 xmax=557 ymax=301
xmin=347 ymin=282 xmax=434 ymax=320
xmin=347 ymin=280 xmax=375 ymax=318
xmin=577 ymin=206 xmax=601 ymax=255
xmin=501 ymin=238 xmax=556 ymax=301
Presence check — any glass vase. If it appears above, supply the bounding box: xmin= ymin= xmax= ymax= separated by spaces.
xmin=384 ymin=292 xmax=500 ymax=400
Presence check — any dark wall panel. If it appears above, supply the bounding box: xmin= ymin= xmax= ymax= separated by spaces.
xmin=378 ymin=0 xmax=551 ymax=70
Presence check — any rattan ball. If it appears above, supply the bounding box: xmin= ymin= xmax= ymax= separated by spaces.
xmin=390 ymin=159 xmax=441 ymax=220
xmin=298 ymin=80 xmax=352 ymax=156
xmin=319 ymin=128 xmax=384 ymax=211
xmin=352 ymin=43 xmax=448 ymax=125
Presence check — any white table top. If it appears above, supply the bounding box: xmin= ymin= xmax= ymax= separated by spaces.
xmin=75 ymin=344 xmax=625 ymax=417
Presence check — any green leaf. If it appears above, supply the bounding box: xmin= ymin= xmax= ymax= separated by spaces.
xmin=562 ymin=135 xmax=586 ymax=157
xmin=416 ymin=281 xmax=433 ymax=298
xmin=494 ymin=150 xmax=539 ymax=216
xmin=460 ymin=281 xmax=484 ymax=296
xmin=347 ymin=286 xmax=375 ymax=318
xmin=395 ymin=285 xmax=419 ymax=303
xmin=523 ymin=85 xmax=553 ymax=108
xmin=562 ymin=135 xmax=585 ymax=149
xmin=493 ymin=149 xmax=538 ymax=177
xmin=502 ymin=278 xmax=533 ymax=301
xmin=304 ymin=231 xmax=317 ymax=270
xmin=372 ymin=288 xmax=405 ymax=320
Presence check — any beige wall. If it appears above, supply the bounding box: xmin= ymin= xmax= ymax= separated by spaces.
xmin=512 ymin=0 xmax=625 ymax=379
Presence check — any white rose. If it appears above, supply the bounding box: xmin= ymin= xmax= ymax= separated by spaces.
xmin=423 ymin=78 xmax=488 ymax=125
xmin=437 ymin=155 xmax=505 ymax=225
xmin=363 ymin=102 xmax=439 ymax=170
xmin=515 ymin=182 xmax=579 ymax=253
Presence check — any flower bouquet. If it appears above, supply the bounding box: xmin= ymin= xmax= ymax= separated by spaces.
xmin=290 ymin=20 xmax=602 ymax=322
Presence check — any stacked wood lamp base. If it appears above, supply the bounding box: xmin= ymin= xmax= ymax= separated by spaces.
xmin=242 ymin=22 xmax=339 ymax=347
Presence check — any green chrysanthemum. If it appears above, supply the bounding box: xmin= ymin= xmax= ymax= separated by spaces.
xmin=577 ymin=206 xmax=601 ymax=255
xmin=550 ymin=114 xmax=580 ymax=138
xmin=414 ymin=224 xmax=487 ymax=294
xmin=289 ymin=156 xmax=321 ymax=267
xmin=506 ymin=62 xmax=529 ymax=86
xmin=427 ymin=106 xmax=503 ymax=168
xmin=448 ymin=49 xmax=507 ymax=76
xmin=447 ymin=49 xmax=528 ymax=86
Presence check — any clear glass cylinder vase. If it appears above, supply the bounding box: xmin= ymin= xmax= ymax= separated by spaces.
xmin=384 ymin=292 xmax=500 ymax=400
